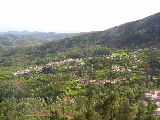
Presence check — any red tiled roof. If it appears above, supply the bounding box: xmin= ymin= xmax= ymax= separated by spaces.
xmin=156 ymin=99 xmax=160 ymax=102
xmin=155 ymin=111 xmax=160 ymax=113
xmin=142 ymin=101 xmax=148 ymax=104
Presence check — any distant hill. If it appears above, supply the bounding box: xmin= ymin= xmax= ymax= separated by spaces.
xmin=0 ymin=31 xmax=87 ymax=46
xmin=0 ymin=31 xmax=86 ymax=36
xmin=0 ymin=30 xmax=32 ymax=35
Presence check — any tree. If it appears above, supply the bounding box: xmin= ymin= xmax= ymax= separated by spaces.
xmin=50 ymin=110 xmax=60 ymax=120
xmin=101 ymin=92 xmax=120 ymax=119
xmin=118 ymin=98 xmax=136 ymax=120
xmin=144 ymin=49 xmax=160 ymax=81
xmin=85 ymin=108 xmax=95 ymax=120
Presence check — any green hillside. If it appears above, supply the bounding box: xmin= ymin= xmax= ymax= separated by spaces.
xmin=0 ymin=13 xmax=160 ymax=119
xmin=27 ymin=12 xmax=160 ymax=59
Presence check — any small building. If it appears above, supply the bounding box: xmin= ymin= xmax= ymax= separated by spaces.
xmin=127 ymin=69 xmax=131 ymax=72
xmin=79 ymin=79 xmax=89 ymax=84
xmin=133 ymin=51 xmax=139 ymax=55
xmin=145 ymin=91 xmax=155 ymax=98
xmin=142 ymin=101 xmax=148 ymax=105
xmin=156 ymin=96 xmax=160 ymax=100
xmin=155 ymin=99 xmax=160 ymax=105
xmin=157 ymin=92 xmax=160 ymax=96
xmin=145 ymin=93 xmax=153 ymax=98
xmin=155 ymin=111 xmax=160 ymax=116
xmin=112 ymin=66 xmax=119 ymax=71
xmin=90 ymin=80 xmax=96 ymax=83
xmin=132 ymin=66 xmax=137 ymax=69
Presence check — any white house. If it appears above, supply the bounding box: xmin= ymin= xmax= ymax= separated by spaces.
xmin=156 ymin=96 xmax=160 ymax=100
xmin=127 ymin=69 xmax=132 ymax=71
xmin=155 ymin=108 xmax=160 ymax=116
xmin=112 ymin=66 xmax=119 ymax=71
xmin=155 ymin=99 xmax=160 ymax=105
xmin=157 ymin=92 xmax=160 ymax=96
xmin=132 ymin=66 xmax=137 ymax=69
xmin=145 ymin=93 xmax=153 ymax=98
xmin=156 ymin=108 xmax=160 ymax=111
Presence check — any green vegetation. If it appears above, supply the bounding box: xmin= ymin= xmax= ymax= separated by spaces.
xmin=0 ymin=13 xmax=160 ymax=119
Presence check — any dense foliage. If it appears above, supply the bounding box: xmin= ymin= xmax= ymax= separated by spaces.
xmin=0 ymin=44 xmax=160 ymax=119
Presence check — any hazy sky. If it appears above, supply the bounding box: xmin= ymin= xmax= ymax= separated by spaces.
xmin=0 ymin=0 xmax=160 ymax=33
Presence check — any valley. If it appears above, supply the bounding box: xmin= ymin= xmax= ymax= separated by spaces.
xmin=0 ymin=13 xmax=160 ymax=120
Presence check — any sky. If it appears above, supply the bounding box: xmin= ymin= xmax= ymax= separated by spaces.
xmin=0 ymin=0 xmax=160 ymax=33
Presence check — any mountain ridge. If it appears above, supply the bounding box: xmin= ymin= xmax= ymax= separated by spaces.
xmin=48 ymin=12 xmax=160 ymax=48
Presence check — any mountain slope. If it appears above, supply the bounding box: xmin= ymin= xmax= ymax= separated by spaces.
xmin=41 ymin=12 xmax=160 ymax=50
xmin=88 ymin=12 xmax=160 ymax=47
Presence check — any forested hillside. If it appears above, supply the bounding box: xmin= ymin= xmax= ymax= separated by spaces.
xmin=40 ymin=12 xmax=160 ymax=49
xmin=17 ymin=12 xmax=159 ymax=60
xmin=0 ymin=13 xmax=160 ymax=119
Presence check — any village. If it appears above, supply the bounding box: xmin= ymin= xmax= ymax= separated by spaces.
xmin=12 ymin=50 xmax=140 ymax=76
xmin=12 ymin=58 xmax=84 ymax=75
xmin=10 ymin=49 xmax=160 ymax=117
xmin=144 ymin=91 xmax=160 ymax=116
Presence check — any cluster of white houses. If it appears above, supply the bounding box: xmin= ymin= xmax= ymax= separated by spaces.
xmin=12 ymin=69 xmax=31 ymax=75
xmin=12 ymin=66 xmax=44 ymax=75
xmin=144 ymin=91 xmax=160 ymax=116
xmin=112 ymin=65 xmax=132 ymax=72
xmin=12 ymin=58 xmax=84 ymax=75
xmin=78 ymin=79 xmax=111 ymax=85
xmin=78 ymin=78 xmax=128 ymax=85
xmin=46 ymin=58 xmax=83 ymax=66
